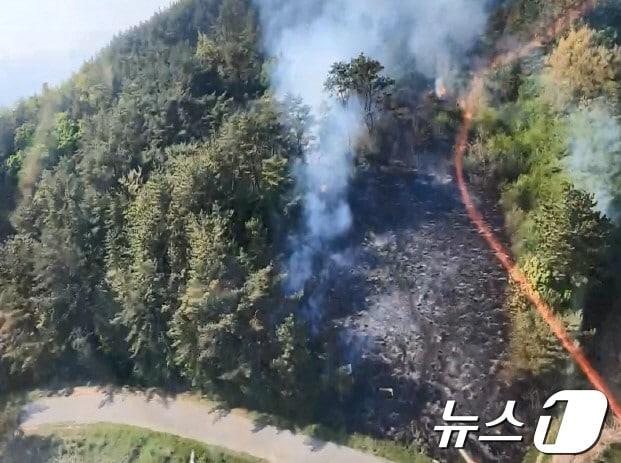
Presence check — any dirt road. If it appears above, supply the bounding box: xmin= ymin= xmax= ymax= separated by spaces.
xmin=20 ymin=387 xmax=391 ymax=463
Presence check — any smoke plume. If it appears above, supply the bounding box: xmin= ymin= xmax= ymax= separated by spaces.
xmin=253 ymin=0 xmax=490 ymax=298
xmin=567 ymin=102 xmax=621 ymax=222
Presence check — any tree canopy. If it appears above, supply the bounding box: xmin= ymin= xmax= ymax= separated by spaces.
xmin=325 ymin=53 xmax=394 ymax=131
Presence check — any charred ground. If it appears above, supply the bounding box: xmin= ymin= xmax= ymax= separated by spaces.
xmin=304 ymin=149 xmax=534 ymax=461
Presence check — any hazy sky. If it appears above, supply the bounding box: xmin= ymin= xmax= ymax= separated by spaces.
xmin=0 ymin=0 xmax=175 ymax=108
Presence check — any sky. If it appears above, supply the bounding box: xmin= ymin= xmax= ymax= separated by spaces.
xmin=0 ymin=0 xmax=175 ymax=108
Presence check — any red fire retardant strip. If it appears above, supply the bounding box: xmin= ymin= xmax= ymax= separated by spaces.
xmin=454 ymin=91 xmax=621 ymax=420
xmin=444 ymin=5 xmax=619 ymax=462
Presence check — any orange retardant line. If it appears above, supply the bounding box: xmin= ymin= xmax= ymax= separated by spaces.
xmin=454 ymin=106 xmax=621 ymax=420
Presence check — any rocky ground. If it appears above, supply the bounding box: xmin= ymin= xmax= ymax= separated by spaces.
xmin=313 ymin=152 xmax=528 ymax=461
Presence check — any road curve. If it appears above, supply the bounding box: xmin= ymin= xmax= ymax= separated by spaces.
xmin=20 ymin=387 xmax=391 ymax=463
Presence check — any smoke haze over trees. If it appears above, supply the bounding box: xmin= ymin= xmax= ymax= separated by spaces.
xmin=2 ymin=0 xmax=621 ymax=462
xmin=0 ymin=0 xmax=322 ymax=409
xmin=0 ymin=0 xmax=175 ymax=107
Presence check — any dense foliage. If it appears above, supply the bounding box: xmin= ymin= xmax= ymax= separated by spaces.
xmin=468 ymin=14 xmax=621 ymax=377
xmin=0 ymin=0 xmax=330 ymax=418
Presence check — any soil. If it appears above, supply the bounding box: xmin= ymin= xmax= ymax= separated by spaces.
xmin=311 ymin=152 xmax=529 ymax=462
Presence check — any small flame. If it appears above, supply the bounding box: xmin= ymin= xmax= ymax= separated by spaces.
xmin=435 ymin=78 xmax=448 ymax=99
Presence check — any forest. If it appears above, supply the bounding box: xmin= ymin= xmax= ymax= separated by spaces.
xmin=1 ymin=0 xmax=621 ymax=461
xmin=0 ymin=0 xmax=407 ymax=425
xmin=469 ymin=1 xmax=621 ymax=383
xmin=0 ymin=0 xmax=324 ymax=409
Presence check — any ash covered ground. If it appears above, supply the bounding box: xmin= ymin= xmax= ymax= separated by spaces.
xmin=308 ymin=152 xmax=529 ymax=461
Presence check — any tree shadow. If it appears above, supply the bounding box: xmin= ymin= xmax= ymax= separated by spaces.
xmin=207 ymin=403 xmax=232 ymax=424
xmin=3 ymin=434 xmax=62 ymax=463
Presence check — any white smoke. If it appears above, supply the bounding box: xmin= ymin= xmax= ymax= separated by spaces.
xmin=253 ymin=0 xmax=490 ymax=292
xmin=257 ymin=0 xmax=489 ymax=98
xmin=285 ymin=104 xmax=363 ymax=292
xmin=567 ymin=103 xmax=621 ymax=222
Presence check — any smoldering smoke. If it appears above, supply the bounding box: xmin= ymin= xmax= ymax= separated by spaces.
xmin=285 ymin=104 xmax=363 ymax=293
xmin=253 ymin=0 xmax=490 ymax=309
xmin=567 ymin=102 xmax=621 ymax=222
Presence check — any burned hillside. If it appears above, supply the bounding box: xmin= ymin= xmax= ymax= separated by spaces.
xmin=298 ymin=150 xmax=535 ymax=461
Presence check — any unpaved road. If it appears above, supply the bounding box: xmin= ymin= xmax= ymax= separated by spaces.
xmin=20 ymin=387 xmax=390 ymax=463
